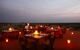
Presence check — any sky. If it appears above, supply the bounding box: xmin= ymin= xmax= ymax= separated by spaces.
xmin=0 ymin=0 xmax=80 ymax=23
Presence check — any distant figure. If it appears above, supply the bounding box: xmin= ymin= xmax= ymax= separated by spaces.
xmin=18 ymin=36 xmax=27 ymax=50
xmin=57 ymin=25 xmax=63 ymax=39
xmin=62 ymin=28 xmax=66 ymax=34
xmin=47 ymin=33 xmax=55 ymax=50
xmin=32 ymin=41 xmax=38 ymax=50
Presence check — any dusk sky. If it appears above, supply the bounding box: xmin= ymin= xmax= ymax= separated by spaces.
xmin=0 ymin=0 xmax=80 ymax=23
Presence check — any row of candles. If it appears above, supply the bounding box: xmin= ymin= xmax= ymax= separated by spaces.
xmin=5 ymin=32 xmax=73 ymax=45
xmin=6 ymin=29 xmax=74 ymax=44
xmin=67 ymin=32 xmax=75 ymax=44
xmin=6 ymin=23 xmax=75 ymax=45
xmin=5 ymin=30 xmax=42 ymax=43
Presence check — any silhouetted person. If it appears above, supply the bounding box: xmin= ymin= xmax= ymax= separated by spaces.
xmin=47 ymin=33 xmax=55 ymax=50
xmin=18 ymin=36 xmax=27 ymax=50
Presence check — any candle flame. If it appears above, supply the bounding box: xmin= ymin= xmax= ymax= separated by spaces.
xmin=33 ymin=30 xmax=39 ymax=35
xmin=6 ymin=38 xmax=8 ymax=43
xmin=19 ymin=32 xmax=21 ymax=35
xmin=71 ymin=32 xmax=74 ymax=35
xmin=9 ymin=27 xmax=13 ymax=32
xmin=33 ymin=30 xmax=40 ymax=38
xmin=67 ymin=39 xmax=71 ymax=44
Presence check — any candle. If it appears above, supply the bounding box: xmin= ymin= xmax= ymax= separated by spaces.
xmin=8 ymin=27 xmax=14 ymax=32
xmin=9 ymin=27 xmax=13 ymax=32
xmin=33 ymin=30 xmax=40 ymax=38
xmin=5 ymin=38 xmax=8 ymax=43
xmin=71 ymin=32 xmax=74 ymax=35
xmin=33 ymin=30 xmax=39 ymax=35
xmin=67 ymin=39 xmax=71 ymax=44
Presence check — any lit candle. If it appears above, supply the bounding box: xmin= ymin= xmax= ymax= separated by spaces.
xmin=9 ymin=27 xmax=13 ymax=32
xmin=33 ymin=30 xmax=40 ymax=38
xmin=67 ymin=39 xmax=71 ymax=44
xmin=71 ymin=32 xmax=74 ymax=35
xmin=6 ymin=38 xmax=8 ymax=43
